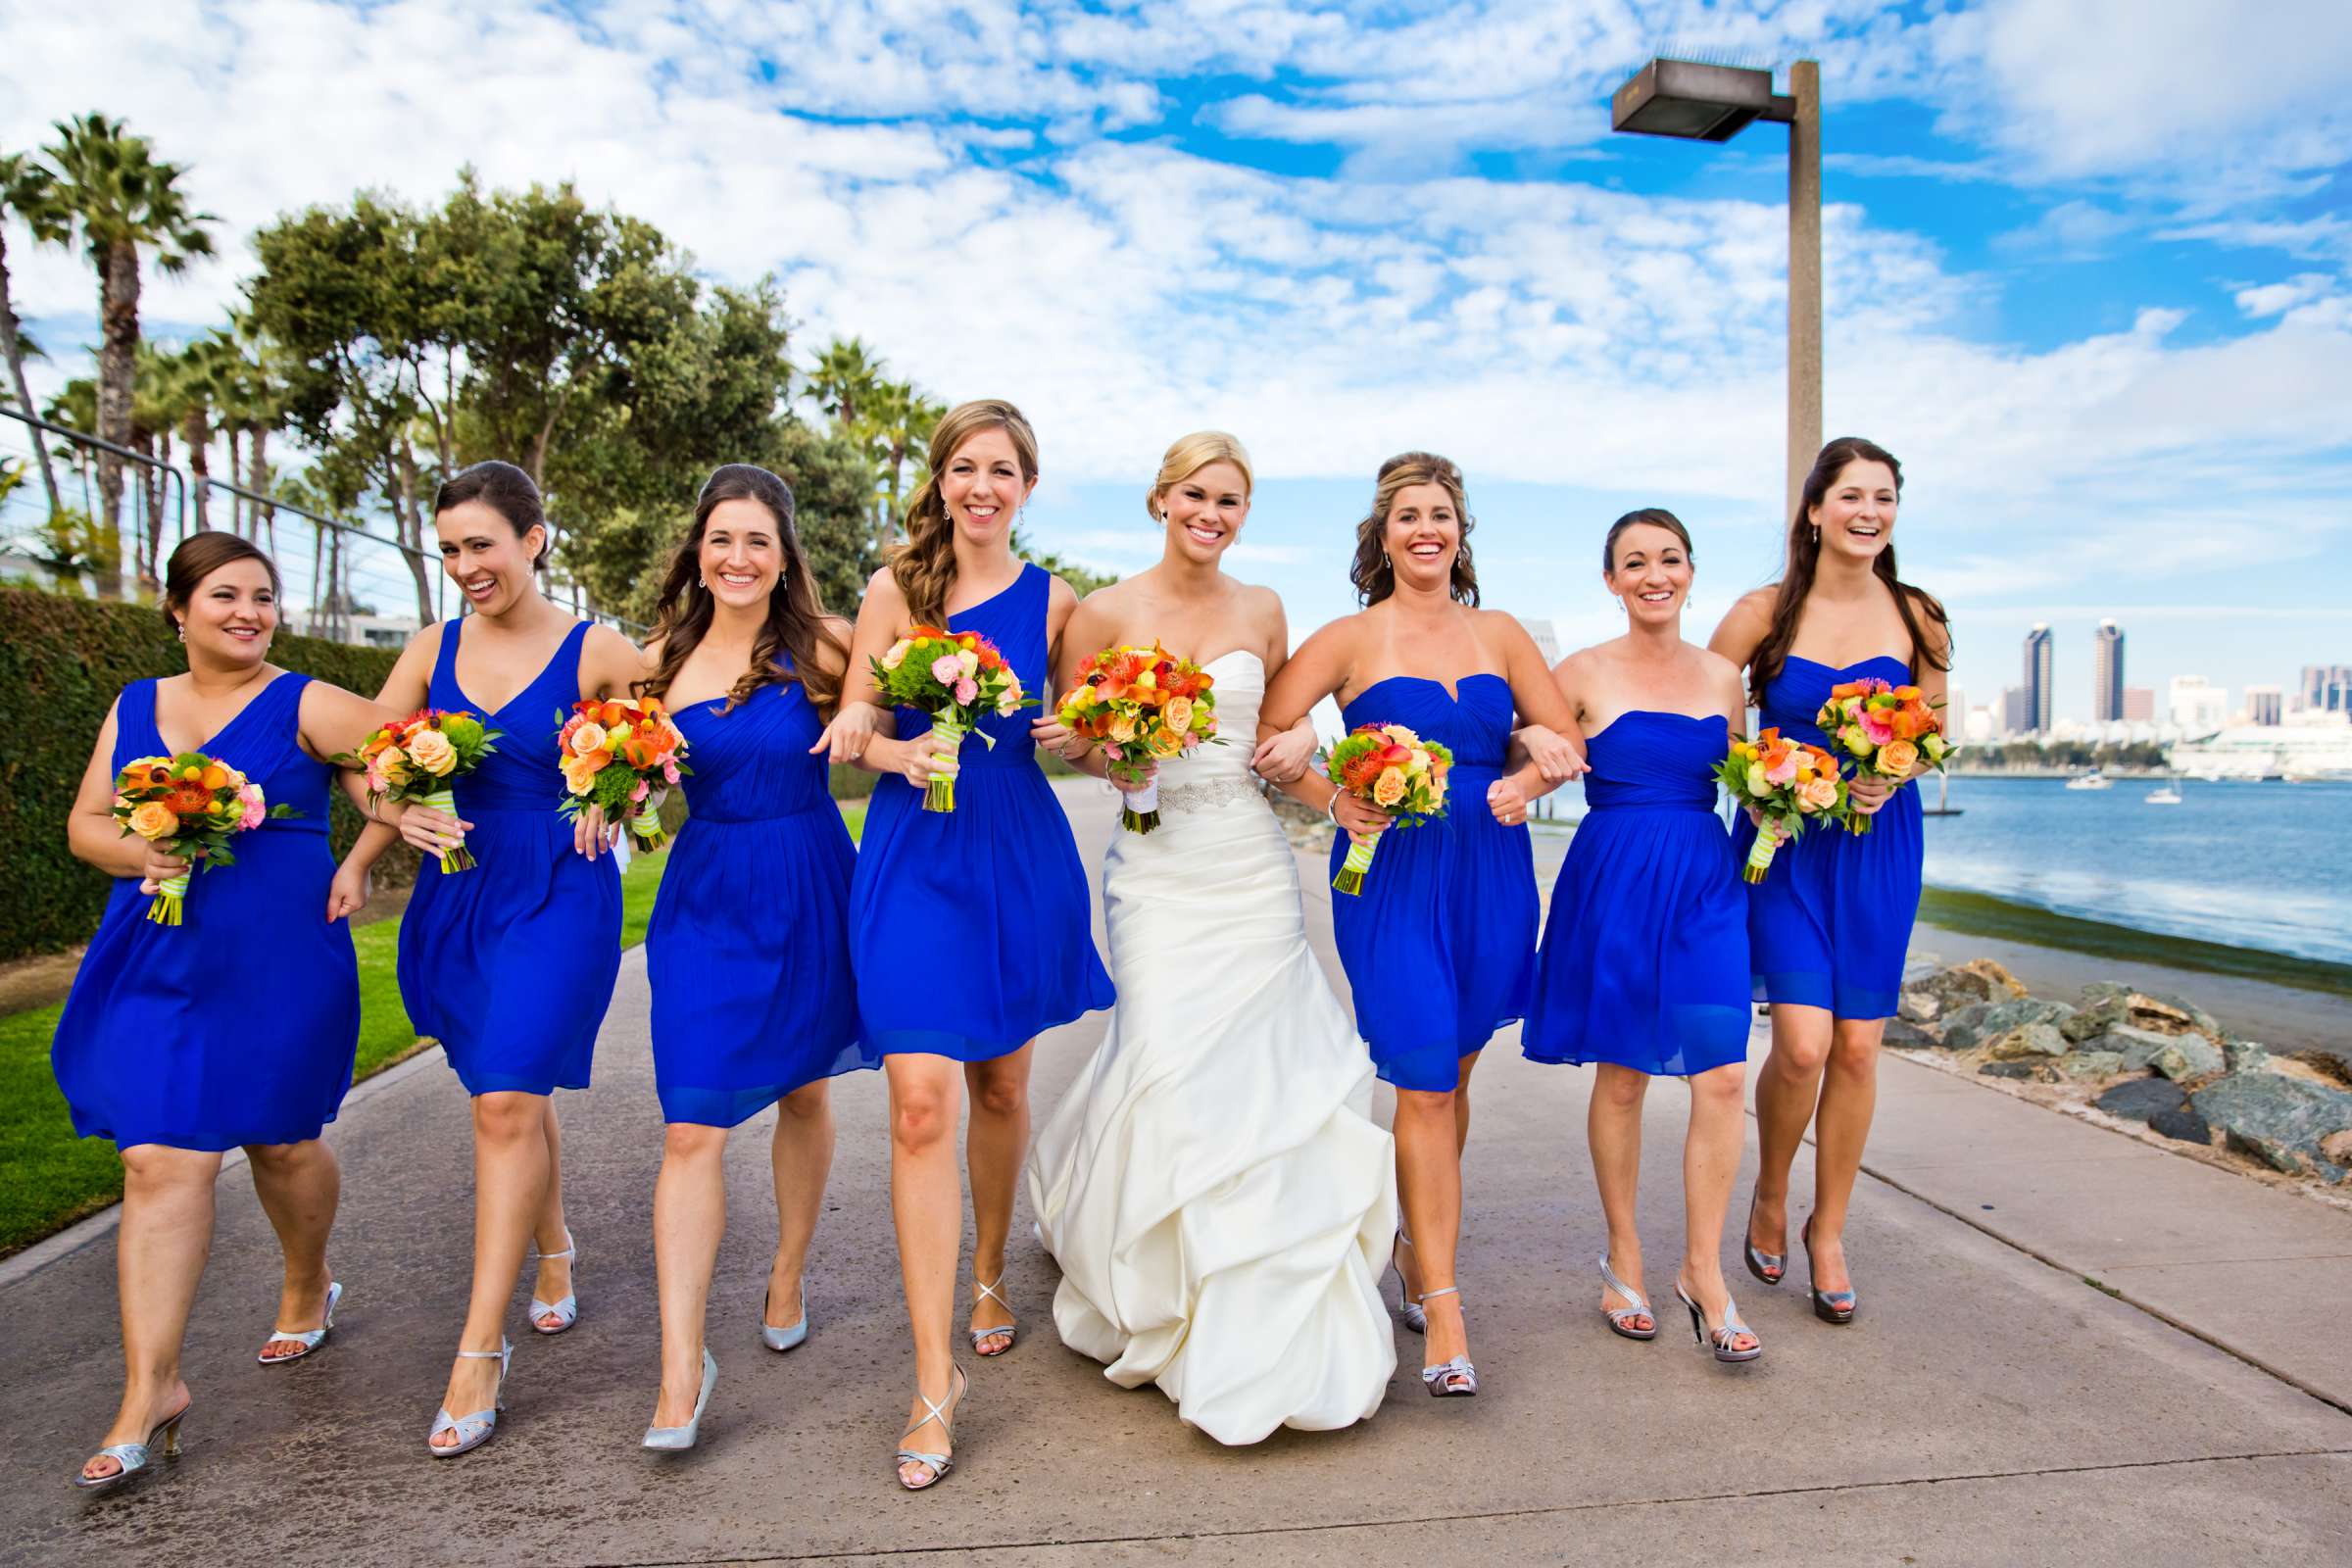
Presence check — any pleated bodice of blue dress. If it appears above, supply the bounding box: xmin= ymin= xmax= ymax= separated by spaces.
xmin=647 ymin=670 xmax=871 ymax=1126
xmin=53 ymin=673 xmax=359 ymax=1150
xmin=849 ymin=563 xmax=1112 ymax=1059
xmin=1731 ymin=654 xmax=1924 ymax=1020
xmin=397 ymin=616 xmax=621 ymax=1095
xmin=1325 ymin=672 xmax=1537 ymax=1092
xmin=1524 ymin=710 xmax=1749 ymax=1075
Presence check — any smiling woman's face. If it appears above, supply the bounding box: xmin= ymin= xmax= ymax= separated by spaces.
xmin=939 ymin=425 xmax=1035 ymax=547
xmin=1605 ymin=520 xmax=1692 ymax=624
xmin=1157 ymin=459 xmax=1251 ymax=565
xmin=1811 ymin=458 xmax=1898 ymax=563
xmin=1384 ymin=481 xmax=1461 ymax=591
xmin=180 ymin=557 xmax=278 ymax=665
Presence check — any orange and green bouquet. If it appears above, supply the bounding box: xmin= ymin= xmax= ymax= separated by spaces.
xmin=111 ymin=753 xmax=297 ymax=925
xmin=338 ymin=709 xmax=501 ymax=872
xmin=1816 ymin=678 xmax=1954 ymax=835
xmin=1322 ymin=722 xmax=1452 ymax=896
xmin=869 ymin=626 xmax=1033 ymax=812
xmin=556 ymin=696 xmax=691 ymax=850
xmin=1715 ymin=727 xmax=1847 ymax=883
xmin=1054 ymin=643 xmax=1223 ymax=834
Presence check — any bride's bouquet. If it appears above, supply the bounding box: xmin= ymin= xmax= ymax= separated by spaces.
xmin=869 ymin=626 xmax=1032 ymax=812
xmin=1815 ymin=678 xmax=1953 ymax=834
xmin=1323 ymin=722 xmax=1451 ymax=896
xmin=111 ymin=752 xmax=297 ymax=925
xmin=1054 ymin=643 xmax=1222 ymax=834
xmin=556 ymin=696 xmax=691 ymax=851
xmin=1716 ymin=728 xmax=1846 ymax=883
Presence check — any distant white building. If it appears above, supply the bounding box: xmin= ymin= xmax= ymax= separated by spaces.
xmin=2168 ymin=674 xmax=2228 ymax=733
xmin=1515 ymin=616 xmax=1560 ymax=665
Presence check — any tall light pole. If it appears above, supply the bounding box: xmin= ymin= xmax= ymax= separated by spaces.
xmin=1612 ymin=57 xmax=1822 ymax=523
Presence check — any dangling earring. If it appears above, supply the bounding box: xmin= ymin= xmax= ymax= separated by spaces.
xmin=1381 ymin=551 xmax=1392 ymax=569
xmin=1809 ymin=525 xmax=1820 ymax=545
xmin=697 ymin=575 xmax=708 ymax=590
xmin=174 ymin=621 xmax=185 ymax=643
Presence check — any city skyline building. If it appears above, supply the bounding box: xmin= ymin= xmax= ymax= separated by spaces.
xmin=2002 ymin=685 xmax=2030 ymax=737
xmin=2124 ymin=687 xmax=2155 ymax=723
xmin=2246 ymin=685 xmax=2283 ymax=726
xmin=2170 ymin=674 xmax=2230 ymax=732
xmin=2303 ymin=664 xmax=2352 ymax=714
xmin=2023 ymin=623 xmax=2054 ymax=734
xmin=2093 ymin=619 xmax=2125 ymax=724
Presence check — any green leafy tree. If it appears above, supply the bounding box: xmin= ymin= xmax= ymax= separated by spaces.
xmin=808 ymin=335 xmax=884 ymax=434
xmin=0 ymin=147 xmax=69 ymax=519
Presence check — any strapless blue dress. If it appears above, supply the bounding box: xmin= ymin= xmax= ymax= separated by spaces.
xmin=53 ymin=674 xmax=359 ymax=1150
xmin=398 ymin=617 xmax=622 ymax=1096
xmin=648 ymin=672 xmax=871 ymax=1126
xmin=1524 ymin=710 xmax=1748 ymax=1075
xmin=1326 ymin=673 xmax=1537 ymax=1093
xmin=849 ymin=564 xmax=1112 ymax=1060
xmin=1731 ymin=655 xmax=1924 ymax=1021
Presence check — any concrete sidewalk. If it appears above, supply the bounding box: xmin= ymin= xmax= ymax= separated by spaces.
xmin=3 ymin=791 xmax=2347 ymax=1565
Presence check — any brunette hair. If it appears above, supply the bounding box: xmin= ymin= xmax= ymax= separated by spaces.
xmin=434 ymin=460 xmax=549 ymax=567
xmin=1747 ymin=437 xmax=1951 ymax=688
xmin=1603 ymin=508 xmax=1693 ymax=572
xmin=1349 ymin=451 xmax=1479 ymax=607
xmin=891 ymin=399 xmax=1038 ymax=626
xmin=1146 ymin=430 xmax=1253 ymax=520
xmin=639 ymin=465 xmax=848 ymax=716
xmin=162 ymin=532 xmax=281 ymax=632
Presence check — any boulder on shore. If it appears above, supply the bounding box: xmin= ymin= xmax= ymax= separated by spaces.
xmin=2063 ymin=984 xmax=2220 ymax=1044
xmin=2190 ymin=1074 xmax=2352 ymax=1182
xmin=1900 ymin=959 xmax=2028 ymax=1024
xmin=1939 ymin=997 xmax=2077 ymax=1052
xmin=1986 ymin=1022 xmax=2071 ymax=1060
xmin=2094 ymin=1078 xmax=2212 ymax=1144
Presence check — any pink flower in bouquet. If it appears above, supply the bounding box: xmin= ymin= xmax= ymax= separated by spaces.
xmin=1861 ymin=709 xmax=1895 ymax=746
xmin=954 ymin=677 xmax=978 ymax=705
xmin=1765 ymin=750 xmax=1800 ymax=787
xmin=630 ymin=778 xmax=650 ymax=804
xmin=237 ymin=782 xmax=268 ymax=830
xmin=662 ymin=760 xmax=681 ymax=784
xmin=931 ymin=654 xmax=964 ymax=683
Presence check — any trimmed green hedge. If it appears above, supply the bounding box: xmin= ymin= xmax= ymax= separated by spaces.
xmin=0 ymin=586 xmax=416 ymax=961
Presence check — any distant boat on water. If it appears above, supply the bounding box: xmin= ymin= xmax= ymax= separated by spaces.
xmin=2145 ymin=783 xmax=2183 ymax=805
xmin=2064 ymin=771 xmax=2113 ymax=791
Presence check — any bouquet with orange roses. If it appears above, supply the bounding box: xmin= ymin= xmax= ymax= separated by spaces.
xmin=1716 ymin=728 xmax=1847 ymax=883
xmin=868 ymin=626 xmax=1033 ymax=812
xmin=1053 ymin=643 xmax=1222 ymax=834
xmin=111 ymin=753 xmax=297 ymax=925
xmin=338 ymin=710 xmax=501 ymax=872
xmin=1322 ymin=722 xmax=1452 ymax=896
xmin=1816 ymin=678 xmax=1953 ymax=835
xmin=556 ymin=696 xmax=690 ymax=850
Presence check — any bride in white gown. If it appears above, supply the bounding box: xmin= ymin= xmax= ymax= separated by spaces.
xmin=1026 ymin=432 xmax=1398 ymax=1446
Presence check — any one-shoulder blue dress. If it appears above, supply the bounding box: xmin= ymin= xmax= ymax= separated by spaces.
xmin=398 ymin=617 xmax=622 ymax=1096
xmin=850 ymin=563 xmax=1112 ymax=1060
xmin=1524 ymin=711 xmax=1749 ymax=1076
xmin=648 ymin=671 xmax=871 ymax=1126
xmin=54 ymin=673 xmax=359 ymax=1151
xmin=1326 ymin=673 xmax=1538 ymax=1093
xmin=1731 ymin=655 xmax=1924 ymax=1021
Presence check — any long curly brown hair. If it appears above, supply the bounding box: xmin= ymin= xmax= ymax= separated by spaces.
xmin=891 ymin=399 xmax=1039 ymax=627
xmin=1349 ymin=451 xmax=1479 ymax=607
xmin=639 ymin=465 xmax=847 ymax=715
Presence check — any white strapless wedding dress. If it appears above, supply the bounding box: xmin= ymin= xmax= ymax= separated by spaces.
xmin=1027 ymin=652 xmax=1398 ymax=1445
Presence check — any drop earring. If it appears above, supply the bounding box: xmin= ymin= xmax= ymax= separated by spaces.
xmin=174 ymin=621 xmax=185 ymax=642
xmin=1809 ymin=525 xmax=1820 ymax=545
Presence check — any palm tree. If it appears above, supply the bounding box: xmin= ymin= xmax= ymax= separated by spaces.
xmin=43 ymin=376 xmax=97 ymax=512
xmin=131 ymin=338 xmax=183 ymax=585
xmin=808 ymin=336 xmax=884 ymax=433
xmin=41 ymin=113 xmax=215 ymax=594
xmin=170 ymin=333 xmax=237 ymax=533
xmin=0 ymin=147 xmax=68 ymax=520
xmin=867 ymin=378 xmax=946 ymax=545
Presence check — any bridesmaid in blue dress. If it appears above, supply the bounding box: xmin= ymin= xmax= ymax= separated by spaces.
xmin=1261 ymin=451 xmax=1583 ymax=1399
xmin=55 ymin=534 xmax=391 ymax=1489
xmin=1521 ymin=510 xmax=1760 ymax=1363
xmin=630 ymin=465 xmax=871 ymax=1451
xmin=821 ymin=400 xmax=1111 ymax=1489
xmin=1709 ymin=438 xmax=1951 ymax=1325
xmin=339 ymin=461 xmax=643 ymax=1454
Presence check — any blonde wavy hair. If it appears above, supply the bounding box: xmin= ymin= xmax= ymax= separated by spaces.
xmin=890 ymin=398 xmax=1039 ymax=627
xmin=1146 ymin=430 xmax=1254 ymax=520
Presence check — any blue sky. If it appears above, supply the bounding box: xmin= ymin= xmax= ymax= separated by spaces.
xmin=4 ymin=0 xmax=2349 ymax=721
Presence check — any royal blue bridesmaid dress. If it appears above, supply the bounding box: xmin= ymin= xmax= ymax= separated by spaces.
xmin=647 ymin=670 xmax=871 ymax=1125
xmin=1325 ymin=673 xmax=1538 ymax=1093
xmin=1523 ymin=711 xmax=1749 ymax=1075
xmin=53 ymin=674 xmax=359 ymax=1150
xmin=1731 ymin=655 xmax=1925 ymax=1020
xmin=849 ymin=563 xmax=1112 ymax=1058
xmin=397 ymin=617 xmax=622 ymax=1096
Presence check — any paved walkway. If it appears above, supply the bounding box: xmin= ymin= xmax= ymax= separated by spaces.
xmin=5 ymin=790 xmax=2348 ymax=1565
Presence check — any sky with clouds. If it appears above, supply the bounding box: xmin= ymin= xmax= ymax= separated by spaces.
xmin=4 ymin=0 xmax=2349 ymax=721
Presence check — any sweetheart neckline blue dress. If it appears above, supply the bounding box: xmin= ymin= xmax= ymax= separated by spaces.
xmin=1732 ymin=654 xmax=1925 ymax=1021
xmin=1326 ymin=672 xmax=1537 ymax=1093
xmin=53 ymin=673 xmax=359 ymax=1151
xmin=398 ymin=616 xmax=622 ymax=1096
xmin=1524 ymin=710 xmax=1749 ymax=1075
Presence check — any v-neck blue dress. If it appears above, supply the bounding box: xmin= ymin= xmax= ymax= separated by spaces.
xmin=54 ymin=673 xmax=360 ymax=1151
xmin=1326 ymin=672 xmax=1538 ymax=1093
xmin=397 ymin=617 xmax=622 ymax=1096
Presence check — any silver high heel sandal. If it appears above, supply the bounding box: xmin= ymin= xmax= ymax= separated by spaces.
xmin=895 ymin=1364 xmax=968 ymax=1492
xmin=1596 ymin=1253 xmax=1658 ymax=1341
xmin=1742 ymin=1191 xmax=1786 ymax=1286
xmin=642 ymin=1349 xmax=717 ymax=1451
xmin=1802 ymin=1216 xmax=1857 ymax=1324
xmin=426 ymin=1339 xmax=513 ymax=1457
xmin=1390 ymin=1230 xmax=1426 ymax=1334
xmin=74 ymin=1402 xmax=190 ymax=1492
xmin=1675 ymin=1281 xmax=1763 ymax=1364
xmin=258 ymin=1280 xmax=344 ymax=1364
xmin=1417 ymin=1286 xmax=1478 ymax=1396
xmin=529 ymin=1232 xmax=580 ymax=1335
xmin=968 ymin=1276 xmax=1016 ymax=1356
xmin=762 ymin=1280 xmax=809 ymax=1353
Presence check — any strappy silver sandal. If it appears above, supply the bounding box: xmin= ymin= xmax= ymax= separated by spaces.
xmin=895 ymin=1365 xmax=968 ymax=1491
xmin=1803 ymin=1216 xmax=1857 ymax=1324
xmin=1674 ymin=1282 xmax=1763 ymax=1364
xmin=1743 ymin=1191 xmax=1786 ymax=1286
xmin=258 ymin=1280 xmax=343 ymax=1364
xmin=74 ymin=1402 xmax=190 ymax=1491
xmin=426 ymin=1339 xmax=513 ymax=1456
xmin=529 ymin=1232 xmax=580 ymax=1335
xmin=1391 ymin=1230 xmax=1426 ymax=1334
xmin=1417 ymin=1286 xmax=1478 ymax=1396
xmin=1596 ymin=1253 xmax=1657 ymax=1341
xmin=968 ymin=1276 xmax=1016 ymax=1356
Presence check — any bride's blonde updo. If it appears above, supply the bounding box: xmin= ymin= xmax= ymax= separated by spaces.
xmin=1146 ymin=430 xmax=1254 ymax=520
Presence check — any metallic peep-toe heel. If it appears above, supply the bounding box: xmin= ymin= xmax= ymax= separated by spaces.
xmin=642 ymin=1349 xmax=717 ymax=1451
xmin=1596 ymin=1253 xmax=1658 ymax=1341
xmin=1416 ymin=1286 xmax=1478 ymax=1396
xmin=425 ymin=1339 xmax=512 ymax=1457
xmin=529 ymin=1232 xmax=580 ymax=1335
xmin=74 ymin=1402 xmax=190 ymax=1492
xmin=258 ymin=1280 xmax=344 ymax=1364
xmin=762 ymin=1280 xmax=809 ymax=1353
xmin=1675 ymin=1282 xmax=1763 ymax=1363
xmin=1391 ymin=1231 xmax=1426 ymax=1334
xmin=968 ymin=1277 xmax=1016 ymax=1356
xmin=1742 ymin=1192 xmax=1786 ymax=1286
xmin=895 ymin=1365 xmax=968 ymax=1491
xmin=1803 ymin=1216 xmax=1857 ymax=1324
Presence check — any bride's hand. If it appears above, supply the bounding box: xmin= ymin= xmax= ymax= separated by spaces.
xmin=1250 ymin=725 xmax=1316 ymax=785
xmin=1105 ymin=760 xmax=1158 ymax=797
